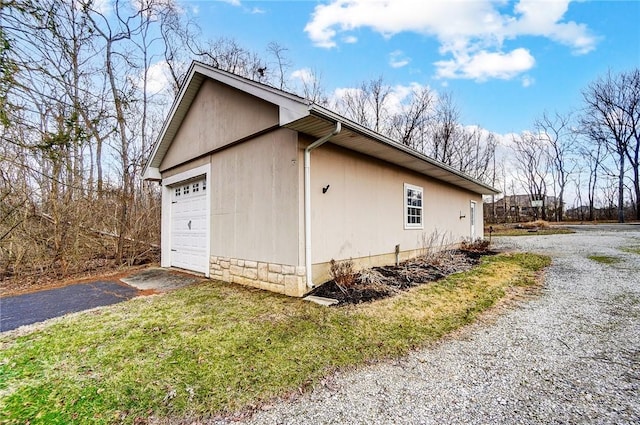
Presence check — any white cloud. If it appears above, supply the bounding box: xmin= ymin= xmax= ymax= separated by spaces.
xmin=385 ymin=83 xmax=425 ymax=114
xmin=508 ymin=0 xmax=596 ymax=54
xmin=291 ymin=68 xmax=313 ymax=82
xmin=140 ymin=61 xmax=173 ymax=95
xmin=304 ymin=0 xmax=596 ymax=81
xmin=343 ymin=35 xmax=358 ymax=44
xmin=250 ymin=7 xmax=265 ymax=14
xmin=435 ymin=48 xmax=535 ymax=81
xmin=222 ymin=0 xmax=241 ymax=6
xmin=389 ymin=50 xmax=410 ymax=68
xmin=521 ymin=75 xmax=535 ymax=87
xmin=84 ymin=0 xmax=111 ymax=15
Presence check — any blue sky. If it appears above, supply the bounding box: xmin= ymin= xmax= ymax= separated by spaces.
xmin=180 ymin=0 xmax=640 ymax=136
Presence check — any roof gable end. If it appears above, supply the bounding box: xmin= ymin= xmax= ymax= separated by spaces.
xmin=142 ymin=62 xmax=310 ymax=179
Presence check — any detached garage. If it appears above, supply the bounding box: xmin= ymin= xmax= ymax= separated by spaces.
xmin=143 ymin=61 xmax=498 ymax=297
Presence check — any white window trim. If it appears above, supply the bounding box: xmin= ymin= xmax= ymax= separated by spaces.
xmin=404 ymin=183 xmax=424 ymax=230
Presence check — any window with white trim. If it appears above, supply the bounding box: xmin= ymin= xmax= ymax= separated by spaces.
xmin=404 ymin=183 xmax=423 ymax=229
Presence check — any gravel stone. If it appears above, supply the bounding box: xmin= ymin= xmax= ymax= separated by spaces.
xmin=223 ymin=225 xmax=640 ymax=424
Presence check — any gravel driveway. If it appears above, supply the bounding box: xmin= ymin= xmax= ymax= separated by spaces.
xmin=240 ymin=226 xmax=640 ymax=424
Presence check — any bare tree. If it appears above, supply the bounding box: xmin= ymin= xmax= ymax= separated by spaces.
xmin=420 ymin=93 xmax=497 ymax=182
xmin=511 ymin=132 xmax=550 ymax=220
xmin=294 ymin=67 xmax=327 ymax=105
xmin=335 ymin=85 xmax=371 ymax=127
xmin=0 ymin=0 xmax=182 ymax=280
xmin=333 ymin=76 xmax=391 ymax=132
xmin=388 ymin=85 xmax=434 ymax=148
xmin=534 ymin=111 xmax=577 ymax=221
xmin=625 ymin=69 xmax=640 ymax=219
xmin=266 ymin=42 xmax=291 ymax=90
xmin=581 ymin=69 xmax=640 ymax=222
xmin=190 ymin=37 xmax=267 ymax=82
xmin=577 ymin=132 xmax=609 ymax=221
xmin=160 ymin=1 xmax=199 ymax=93
xmin=332 ymin=80 xmax=496 ymax=183
xmin=429 ymin=92 xmax=459 ymax=164
xmin=367 ymin=76 xmax=391 ymax=133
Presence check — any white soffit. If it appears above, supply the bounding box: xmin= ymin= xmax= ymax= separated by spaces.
xmin=285 ymin=112 xmax=499 ymax=196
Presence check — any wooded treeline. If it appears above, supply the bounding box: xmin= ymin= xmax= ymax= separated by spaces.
xmin=0 ymin=0 xmax=638 ymax=283
xmin=1 ymin=0 xmax=185 ymax=281
xmin=501 ymin=69 xmax=640 ymax=223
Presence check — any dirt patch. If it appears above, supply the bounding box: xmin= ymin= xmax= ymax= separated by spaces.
xmin=308 ymin=249 xmax=497 ymax=305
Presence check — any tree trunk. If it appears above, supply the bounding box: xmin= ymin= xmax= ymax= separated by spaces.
xmin=618 ymin=154 xmax=625 ymax=223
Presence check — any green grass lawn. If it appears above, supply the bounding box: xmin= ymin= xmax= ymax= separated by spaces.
xmin=587 ymin=254 xmax=622 ymax=265
xmin=0 ymin=252 xmax=550 ymax=424
xmin=488 ymin=228 xmax=575 ymax=237
xmin=620 ymin=245 xmax=640 ymax=255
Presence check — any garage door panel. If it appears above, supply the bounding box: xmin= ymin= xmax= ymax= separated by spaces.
xmin=170 ymin=178 xmax=208 ymax=274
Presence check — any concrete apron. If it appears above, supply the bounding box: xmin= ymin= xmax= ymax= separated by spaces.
xmin=120 ymin=267 xmax=206 ymax=292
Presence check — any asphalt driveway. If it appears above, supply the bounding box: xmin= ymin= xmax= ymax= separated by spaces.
xmin=0 ymin=268 xmax=204 ymax=333
xmin=0 ymin=281 xmax=139 ymax=332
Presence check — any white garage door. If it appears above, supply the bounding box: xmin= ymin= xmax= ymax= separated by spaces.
xmin=170 ymin=178 xmax=208 ymax=273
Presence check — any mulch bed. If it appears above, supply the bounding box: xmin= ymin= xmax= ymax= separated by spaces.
xmin=308 ymin=249 xmax=497 ymax=305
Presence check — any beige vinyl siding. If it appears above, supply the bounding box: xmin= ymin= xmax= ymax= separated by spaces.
xmin=160 ymin=79 xmax=279 ymax=171
xmin=160 ymin=156 xmax=211 ymax=180
xmin=310 ymin=143 xmax=483 ymax=266
xmin=209 ymin=128 xmax=299 ymax=265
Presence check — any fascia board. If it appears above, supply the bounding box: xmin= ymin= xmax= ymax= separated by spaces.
xmin=308 ymin=104 xmax=500 ymax=195
xmin=142 ymin=63 xmax=201 ymax=179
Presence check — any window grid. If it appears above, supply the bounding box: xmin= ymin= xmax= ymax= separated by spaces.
xmin=173 ymin=178 xmax=205 ymax=199
xmin=404 ymin=184 xmax=423 ymax=229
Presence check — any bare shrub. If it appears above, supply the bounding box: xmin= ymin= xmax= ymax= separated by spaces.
xmin=0 ymin=184 xmax=160 ymax=285
xmin=356 ymin=268 xmax=386 ymax=286
xmin=420 ymin=229 xmax=453 ymax=265
xmin=517 ymin=220 xmax=550 ymax=230
xmin=460 ymin=238 xmax=491 ymax=252
xmin=355 ymin=268 xmax=400 ymax=295
xmin=531 ymin=220 xmax=550 ymax=229
xmin=312 ymin=248 xmax=488 ymax=304
xmin=329 ymin=258 xmax=356 ymax=292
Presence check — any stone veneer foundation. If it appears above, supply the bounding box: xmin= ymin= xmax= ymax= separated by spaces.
xmin=209 ymin=256 xmax=307 ymax=297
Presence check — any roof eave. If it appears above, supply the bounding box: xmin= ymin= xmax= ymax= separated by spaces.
xmin=305 ymin=105 xmax=499 ymax=196
xmin=143 ymin=166 xmax=161 ymax=181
